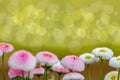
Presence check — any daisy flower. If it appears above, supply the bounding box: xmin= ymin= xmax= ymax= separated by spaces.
xmin=52 ymin=62 xmax=69 ymax=73
xmin=32 ymin=67 xmax=45 ymax=80
xmin=36 ymin=51 xmax=59 ymax=66
xmin=52 ymin=62 xmax=70 ymax=80
xmin=8 ymin=50 xmax=36 ymax=71
xmin=8 ymin=68 xmax=33 ymax=79
xmin=36 ymin=51 xmax=59 ymax=80
xmin=0 ymin=42 xmax=14 ymax=53
xmin=109 ymin=56 xmax=120 ymax=69
xmin=79 ymin=53 xmax=98 ymax=64
xmin=92 ymin=47 xmax=113 ymax=60
xmin=61 ymin=55 xmax=85 ymax=72
xmin=104 ymin=71 xmax=118 ymax=80
xmin=0 ymin=43 xmax=14 ymax=80
xmin=79 ymin=53 xmax=98 ymax=80
xmin=92 ymin=47 xmax=114 ymax=80
xmin=62 ymin=72 xmax=84 ymax=80
xmin=109 ymin=56 xmax=120 ymax=80
xmin=33 ymin=67 xmax=45 ymax=76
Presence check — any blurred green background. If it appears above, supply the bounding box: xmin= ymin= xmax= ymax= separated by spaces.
xmin=0 ymin=0 xmax=120 ymax=58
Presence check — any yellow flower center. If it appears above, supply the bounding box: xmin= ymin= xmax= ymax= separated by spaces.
xmin=85 ymin=56 xmax=92 ymax=60
xmin=99 ymin=49 xmax=106 ymax=53
xmin=110 ymin=75 xmax=116 ymax=80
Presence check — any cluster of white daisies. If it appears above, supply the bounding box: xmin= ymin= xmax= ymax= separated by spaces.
xmin=0 ymin=42 xmax=120 ymax=80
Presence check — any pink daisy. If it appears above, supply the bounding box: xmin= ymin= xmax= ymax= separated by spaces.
xmin=61 ymin=55 xmax=85 ymax=72
xmin=0 ymin=43 xmax=14 ymax=53
xmin=0 ymin=50 xmax=3 ymax=56
xmin=52 ymin=62 xmax=69 ymax=73
xmin=32 ymin=67 xmax=45 ymax=75
xmin=8 ymin=68 xmax=33 ymax=79
xmin=62 ymin=72 xmax=84 ymax=80
xmin=36 ymin=51 xmax=59 ymax=65
xmin=8 ymin=50 xmax=36 ymax=71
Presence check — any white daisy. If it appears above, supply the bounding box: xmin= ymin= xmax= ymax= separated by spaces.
xmin=79 ymin=53 xmax=98 ymax=64
xmin=92 ymin=47 xmax=114 ymax=60
xmin=62 ymin=72 xmax=84 ymax=80
xmin=109 ymin=56 xmax=120 ymax=68
xmin=104 ymin=71 xmax=118 ymax=80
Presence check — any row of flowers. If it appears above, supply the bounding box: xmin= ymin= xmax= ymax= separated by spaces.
xmin=0 ymin=42 xmax=120 ymax=80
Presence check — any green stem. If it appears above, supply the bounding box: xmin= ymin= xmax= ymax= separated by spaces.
xmin=28 ymin=71 xmax=30 ymax=80
xmin=58 ymin=73 xmax=61 ymax=80
xmin=51 ymin=71 xmax=55 ymax=80
xmin=37 ymin=76 xmax=40 ymax=80
xmin=100 ymin=59 xmax=103 ymax=80
xmin=22 ymin=71 xmax=25 ymax=80
xmin=87 ymin=64 xmax=91 ymax=80
xmin=2 ymin=53 xmax=5 ymax=80
xmin=44 ymin=65 xmax=48 ymax=80
xmin=117 ymin=68 xmax=120 ymax=80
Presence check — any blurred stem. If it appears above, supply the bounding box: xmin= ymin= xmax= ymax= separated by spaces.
xmin=2 ymin=53 xmax=6 ymax=80
xmin=100 ymin=59 xmax=103 ymax=80
xmin=22 ymin=71 xmax=25 ymax=80
xmin=44 ymin=65 xmax=48 ymax=80
xmin=58 ymin=73 xmax=61 ymax=80
xmin=51 ymin=71 xmax=55 ymax=80
xmin=117 ymin=68 xmax=120 ymax=80
xmin=28 ymin=71 xmax=30 ymax=80
xmin=87 ymin=64 xmax=91 ymax=80
xmin=37 ymin=76 xmax=40 ymax=80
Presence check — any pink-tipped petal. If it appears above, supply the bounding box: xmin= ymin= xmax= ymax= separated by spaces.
xmin=52 ymin=62 xmax=69 ymax=73
xmin=8 ymin=68 xmax=33 ymax=79
xmin=61 ymin=55 xmax=85 ymax=72
xmin=8 ymin=68 xmax=27 ymax=79
xmin=8 ymin=50 xmax=36 ymax=71
xmin=32 ymin=67 xmax=45 ymax=75
xmin=36 ymin=51 xmax=59 ymax=65
xmin=62 ymin=72 xmax=84 ymax=80
xmin=0 ymin=43 xmax=14 ymax=53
